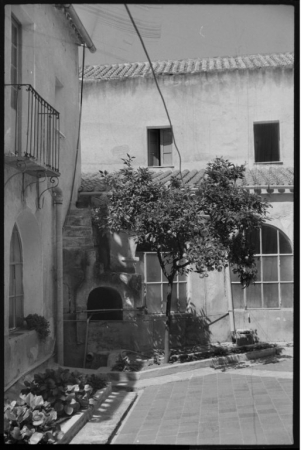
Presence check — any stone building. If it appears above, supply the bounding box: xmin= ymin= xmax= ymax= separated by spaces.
xmin=63 ymin=52 xmax=294 ymax=367
xmin=4 ymin=4 xmax=95 ymax=391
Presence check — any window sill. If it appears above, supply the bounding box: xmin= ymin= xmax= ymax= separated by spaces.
xmin=254 ymin=162 xmax=283 ymax=165
xmin=234 ymin=307 xmax=284 ymax=310
xmin=148 ymin=166 xmax=175 ymax=169
xmin=8 ymin=328 xmax=35 ymax=339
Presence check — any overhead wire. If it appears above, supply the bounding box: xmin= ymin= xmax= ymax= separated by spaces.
xmin=77 ymin=4 xmax=161 ymax=38
xmin=63 ymin=43 xmax=86 ymax=228
xmin=124 ymin=3 xmax=183 ymax=184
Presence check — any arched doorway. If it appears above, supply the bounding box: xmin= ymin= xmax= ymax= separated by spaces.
xmin=87 ymin=287 xmax=123 ymax=320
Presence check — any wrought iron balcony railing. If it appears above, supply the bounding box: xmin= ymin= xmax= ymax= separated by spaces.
xmin=5 ymin=84 xmax=60 ymax=176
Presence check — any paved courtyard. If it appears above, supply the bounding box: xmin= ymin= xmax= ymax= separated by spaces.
xmin=112 ymin=371 xmax=293 ymax=445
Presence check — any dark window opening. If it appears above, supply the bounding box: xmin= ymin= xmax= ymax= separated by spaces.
xmin=148 ymin=128 xmax=173 ymax=166
xmin=87 ymin=287 xmax=123 ymax=320
xmin=254 ymin=122 xmax=280 ymax=163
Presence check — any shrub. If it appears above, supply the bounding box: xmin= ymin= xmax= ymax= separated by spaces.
xmin=21 ymin=367 xmax=106 ymax=414
xmin=25 ymin=314 xmax=50 ymax=340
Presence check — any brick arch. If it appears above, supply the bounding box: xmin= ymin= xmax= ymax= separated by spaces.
xmin=87 ymin=287 xmax=123 ymax=320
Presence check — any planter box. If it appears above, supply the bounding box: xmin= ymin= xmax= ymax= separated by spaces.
xmin=58 ymin=383 xmax=112 ymax=444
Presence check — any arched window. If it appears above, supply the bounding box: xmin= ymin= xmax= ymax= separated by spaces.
xmin=231 ymin=225 xmax=293 ymax=309
xmin=9 ymin=225 xmax=24 ymax=329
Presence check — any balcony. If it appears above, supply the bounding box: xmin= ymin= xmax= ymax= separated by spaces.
xmin=5 ymin=84 xmax=60 ymax=177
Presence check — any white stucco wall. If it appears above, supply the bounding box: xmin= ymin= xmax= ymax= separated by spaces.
xmin=4 ymin=4 xmax=82 ymax=388
xmin=80 ymin=62 xmax=294 ymax=344
xmin=81 ymin=67 xmax=293 ymax=173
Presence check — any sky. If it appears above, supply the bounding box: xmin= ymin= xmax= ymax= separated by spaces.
xmin=74 ymin=3 xmax=295 ymax=66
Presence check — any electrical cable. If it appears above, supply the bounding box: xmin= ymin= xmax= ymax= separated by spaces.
xmin=124 ymin=4 xmax=183 ymax=183
xmin=63 ymin=44 xmax=86 ymax=228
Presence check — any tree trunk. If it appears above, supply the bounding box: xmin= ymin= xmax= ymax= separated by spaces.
xmin=164 ymin=280 xmax=174 ymax=364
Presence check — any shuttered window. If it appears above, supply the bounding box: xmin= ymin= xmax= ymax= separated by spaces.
xmin=9 ymin=225 xmax=24 ymax=329
xmin=254 ymin=122 xmax=280 ymax=163
xmin=148 ymin=128 xmax=173 ymax=166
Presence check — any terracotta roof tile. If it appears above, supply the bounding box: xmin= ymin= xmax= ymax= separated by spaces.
xmin=79 ymin=167 xmax=293 ymax=192
xmin=81 ymin=52 xmax=293 ymax=81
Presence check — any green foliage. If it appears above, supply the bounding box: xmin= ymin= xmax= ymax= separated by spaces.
xmin=92 ymin=155 xmax=270 ymax=361
xmin=25 ymin=314 xmax=50 ymax=340
xmin=92 ymin=155 xmax=270 ymax=288
xmin=20 ymin=367 xmax=106 ymax=414
xmin=111 ymin=353 xmax=143 ymax=372
xmin=4 ymin=393 xmax=64 ymax=444
xmin=4 ymin=368 xmax=107 ymax=444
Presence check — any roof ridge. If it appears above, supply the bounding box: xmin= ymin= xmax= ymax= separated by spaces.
xmin=81 ymin=51 xmax=294 ymax=71
xmin=81 ymin=52 xmax=294 ymax=81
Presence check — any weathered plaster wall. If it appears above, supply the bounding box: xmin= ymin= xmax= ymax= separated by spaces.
xmin=76 ymin=58 xmax=294 ymax=353
xmin=4 ymin=4 xmax=81 ymax=388
xmin=81 ymin=67 xmax=293 ymax=173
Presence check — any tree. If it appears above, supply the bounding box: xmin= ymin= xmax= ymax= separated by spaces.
xmin=92 ymin=155 xmax=270 ymax=362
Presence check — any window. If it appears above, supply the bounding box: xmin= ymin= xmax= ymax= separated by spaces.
xmin=137 ymin=252 xmax=188 ymax=313
xmin=9 ymin=225 xmax=24 ymax=329
xmin=148 ymin=128 xmax=173 ymax=166
xmin=231 ymin=225 xmax=293 ymax=309
xmin=254 ymin=122 xmax=280 ymax=163
xmin=11 ymin=16 xmax=21 ymax=110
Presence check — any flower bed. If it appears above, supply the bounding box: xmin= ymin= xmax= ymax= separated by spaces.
xmin=4 ymin=367 xmax=106 ymax=444
xmin=110 ymin=342 xmax=280 ymax=372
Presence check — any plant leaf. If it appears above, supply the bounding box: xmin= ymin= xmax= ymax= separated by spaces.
xmin=29 ymin=431 xmax=44 ymax=444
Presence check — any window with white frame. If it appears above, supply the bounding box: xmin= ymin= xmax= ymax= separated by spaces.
xmin=147 ymin=128 xmax=173 ymax=167
xmin=231 ymin=225 xmax=293 ymax=309
xmin=9 ymin=225 xmax=24 ymax=329
xmin=137 ymin=252 xmax=188 ymax=313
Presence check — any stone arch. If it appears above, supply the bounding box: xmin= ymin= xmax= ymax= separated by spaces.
xmin=87 ymin=287 xmax=123 ymax=320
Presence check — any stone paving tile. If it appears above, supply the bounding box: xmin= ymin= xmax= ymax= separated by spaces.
xmin=242 ymin=435 xmax=267 ymax=444
xmin=112 ymin=433 xmax=137 ymax=444
xmin=134 ymin=436 xmax=156 ymax=444
xmin=112 ymin=369 xmax=293 ymax=446
xmin=221 ymin=436 xmax=244 ymax=445
xmin=155 ymin=435 xmax=177 ymax=444
xmin=197 ymin=437 xmax=220 ymax=445
xmin=160 ymin=418 xmax=180 ymax=426
xmin=157 ymin=426 xmax=179 ymax=435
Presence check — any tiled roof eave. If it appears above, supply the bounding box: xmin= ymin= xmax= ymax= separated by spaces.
xmin=81 ymin=52 xmax=294 ymax=81
xmin=79 ymin=167 xmax=293 ymax=193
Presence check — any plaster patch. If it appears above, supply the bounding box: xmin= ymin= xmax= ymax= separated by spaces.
xmin=113 ymin=233 xmax=122 ymax=246
xmin=119 ymin=274 xmax=128 ymax=284
xmin=29 ymin=345 xmax=39 ymax=361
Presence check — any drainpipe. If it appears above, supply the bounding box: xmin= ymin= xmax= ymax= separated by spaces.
xmin=54 ymin=187 xmax=64 ymax=366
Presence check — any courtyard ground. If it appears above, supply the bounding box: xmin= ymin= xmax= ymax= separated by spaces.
xmin=70 ymin=347 xmax=295 ymax=445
